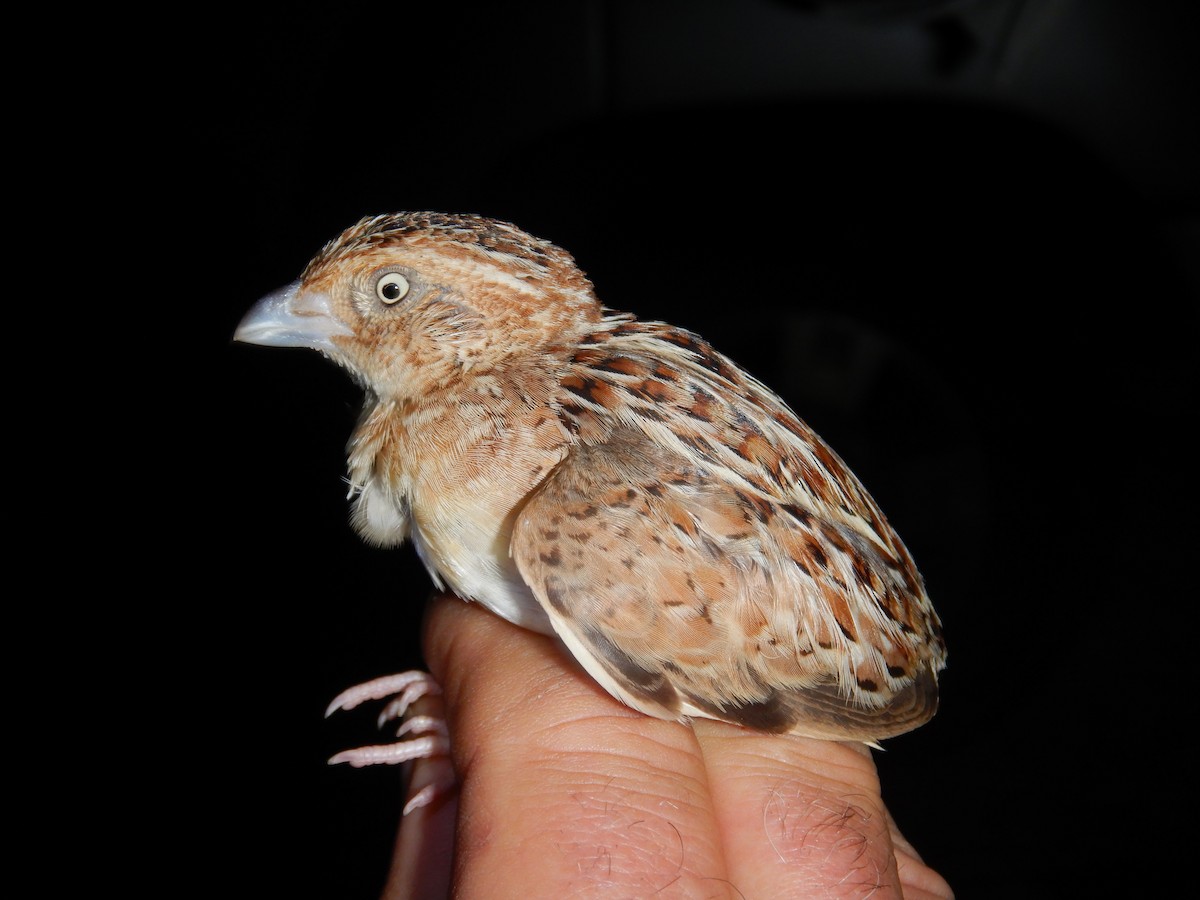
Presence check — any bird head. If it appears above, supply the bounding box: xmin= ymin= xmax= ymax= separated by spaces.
xmin=234 ymin=212 xmax=603 ymax=399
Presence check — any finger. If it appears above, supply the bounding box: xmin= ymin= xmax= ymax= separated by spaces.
xmin=421 ymin=593 xmax=737 ymax=897
xmin=692 ymin=719 xmax=908 ymax=899
xmin=886 ymin=808 xmax=956 ymax=899
xmin=379 ymin=687 xmax=457 ymax=900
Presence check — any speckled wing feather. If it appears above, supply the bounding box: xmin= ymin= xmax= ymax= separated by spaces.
xmin=512 ymin=316 xmax=945 ymax=740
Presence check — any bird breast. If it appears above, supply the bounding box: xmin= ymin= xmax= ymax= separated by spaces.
xmin=346 ymin=378 xmax=572 ymax=635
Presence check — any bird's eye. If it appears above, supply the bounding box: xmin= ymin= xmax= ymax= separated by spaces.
xmin=375 ymin=272 xmax=410 ymax=305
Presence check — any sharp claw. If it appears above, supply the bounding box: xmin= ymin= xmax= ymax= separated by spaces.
xmin=325 ymin=671 xmax=450 ymax=770
xmin=325 ymin=670 xmax=440 ymax=718
xmin=395 ymin=715 xmax=449 ymax=739
xmin=328 ymin=734 xmax=450 ymax=767
xmin=376 ymin=680 xmax=443 ymax=729
xmin=403 ymin=784 xmax=441 ymax=816
xmin=326 ymin=672 xmax=451 ymax=777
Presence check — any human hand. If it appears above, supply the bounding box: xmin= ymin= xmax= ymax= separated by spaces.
xmin=382 ymin=593 xmax=953 ymax=899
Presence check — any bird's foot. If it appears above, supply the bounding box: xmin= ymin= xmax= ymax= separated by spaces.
xmin=326 ymin=670 xmax=453 ymax=814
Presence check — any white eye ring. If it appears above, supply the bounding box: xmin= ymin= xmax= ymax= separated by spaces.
xmin=376 ymin=272 xmax=410 ymax=305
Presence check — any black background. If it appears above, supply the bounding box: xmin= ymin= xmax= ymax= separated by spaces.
xmin=181 ymin=2 xmax=1196 ymax=896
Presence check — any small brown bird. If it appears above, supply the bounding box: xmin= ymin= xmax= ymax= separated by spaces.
xmin=236 ymin=212 xmax=946 ymax=776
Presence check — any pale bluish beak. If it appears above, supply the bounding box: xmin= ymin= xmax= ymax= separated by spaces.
xmin=234 ymin=280 xmax=353 ymax=352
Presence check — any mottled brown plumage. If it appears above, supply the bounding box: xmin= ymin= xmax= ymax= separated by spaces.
xmin=236 ymin=212 xmax=946 ymax=768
